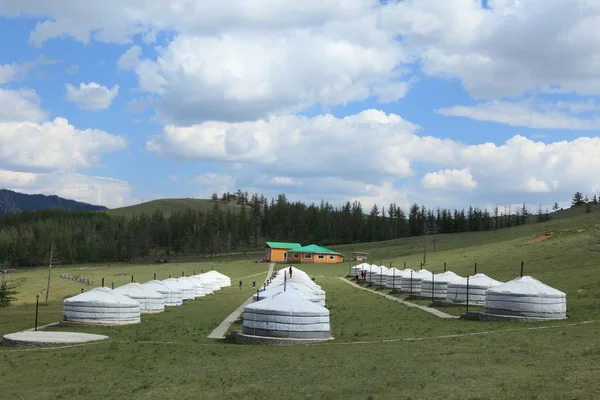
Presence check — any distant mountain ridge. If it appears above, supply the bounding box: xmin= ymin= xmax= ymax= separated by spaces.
xmin=0 ymin=189 xmax=108 ymax=216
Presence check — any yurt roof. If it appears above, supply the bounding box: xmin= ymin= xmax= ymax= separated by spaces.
xmin=162 ymin=278 xmax=188 ymax=289
xmin=424 ymin=271 xmax=463 ymax=283
xmin=412 ymin=269 xmax=432 ymax=278
xmin=452 ymin=273 xmax=503 ymax=287
xmin=244 ymin=291 xmax=329 ymax=316
xmin=203 ymin=271 xmax=231 ymax=280
xmin=93 ymin=287 xmax=113 ymax=293
xmin=486 ymin=276 xmax=565 ymax=297
xmin=65 ymin=288 xmax=139 ymax=307
xmin=257 ymin=285 xmax=317 ymax=301
xmin=174 ymin=277 xmax=197 ymax=289
xmin=145 ymin=280 xmax=180 ymax=293
xmin=114 ymin=283 xmax=163 ymax=299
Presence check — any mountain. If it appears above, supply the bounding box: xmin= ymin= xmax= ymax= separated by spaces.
xmin=0 ymin=189 xmax=108 ymax=216
xmin=105 ymin=198 xmax=245 ymax=217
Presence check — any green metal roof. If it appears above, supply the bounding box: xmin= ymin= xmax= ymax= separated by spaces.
xmin=265 ymin=242 xmax=302 ymax=249
xmin=290 ymin=244 xmax=343 ymax=256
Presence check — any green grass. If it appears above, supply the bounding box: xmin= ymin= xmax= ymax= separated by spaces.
xmin=2 ymin=209 xmax=600 ymax=399
xmin=104 ymin=198 xmax=245 ymax=217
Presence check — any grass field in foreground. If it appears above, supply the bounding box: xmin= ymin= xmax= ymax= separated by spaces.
xmin=1 ymin=210 xmax=600 ymax=399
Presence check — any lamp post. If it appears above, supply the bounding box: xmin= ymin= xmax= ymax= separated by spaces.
xmin=34 ymin=294 xmax=40 ymax=331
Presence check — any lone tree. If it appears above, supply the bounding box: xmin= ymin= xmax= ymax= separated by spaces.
xmin=43 ymin=241 xmax=61 ymax=302
xmin=0 ymin=281 xmax=18 ymax=307
xmin=552 ymin=202 xmax=560 ymax=211
xmin=572 ymin=192 xmax=585 ymax=206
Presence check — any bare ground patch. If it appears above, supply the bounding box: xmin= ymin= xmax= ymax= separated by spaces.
xmin=521 ymin=231 xmax=555 ymax=244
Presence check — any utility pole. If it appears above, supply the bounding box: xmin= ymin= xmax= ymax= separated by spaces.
xmin=423 ymin=221 xmax=428 ymax=266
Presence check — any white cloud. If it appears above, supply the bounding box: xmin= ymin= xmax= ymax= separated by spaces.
xmin=117 ymin=45 xmax=141 ymax=71
xmin=381 ymin=0 xmax=600 ymax=98
xmin=0 ymin=88 xmax=48 ymax=123
xmin=0 ymin=117 xmax=127 ymax=170
xmin=0 ymin=1 xmax=379 ymax=46
xmin=0 ymin=55 xmax=57 ymax=83
xmin=0 ymin=169 xmax=134 ymax=208
xmin=436 ymin=100 xmax=600 ymax=130
xmin=65 ymin=82 xmax=119 ymax=110
xmin=149 ymin=109 xmax=600 ymax=209
xmin=135 ymin=27 xmax=408 ymax=124
xmin=421 ymin=168 xmax=477 ymax=190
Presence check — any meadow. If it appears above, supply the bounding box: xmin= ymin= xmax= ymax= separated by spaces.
xmin=1 ymin=209 xmax=600 ymax=399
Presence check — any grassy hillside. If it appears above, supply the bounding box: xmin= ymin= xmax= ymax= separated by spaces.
xmin=3 ymin=208 xmax=600 ymax=399
xmin=105 ymin=198 xmax=244 ymax=217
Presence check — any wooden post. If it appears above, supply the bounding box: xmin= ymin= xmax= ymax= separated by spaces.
xmin=520 ymin=261 xmax=524 ymax=277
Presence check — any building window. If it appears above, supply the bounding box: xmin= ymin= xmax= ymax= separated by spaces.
xmin=293 ymin=253 xmax=299 ymax=258
xmin=304 ymin=253 xmax=312 ymax=259
xmin=317 ymin=254 xmax=325 ymax=260
xmin=329 ymin=255 xmax=335 ymax=260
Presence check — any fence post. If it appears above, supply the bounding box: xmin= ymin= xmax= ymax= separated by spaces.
xmin=444 ymin=262 xmax=447 ymax=272
xmin=466 ymin=276 xmax=470 ymax=313
xmin=520 ymin=261 xmax=524 ymax=277
xmin=474 ymin=262 xmax=477 ymax=275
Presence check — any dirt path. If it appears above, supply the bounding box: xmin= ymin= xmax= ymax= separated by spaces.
xmin=207 ymin=263 xmax=275 ymax=339
xmin=339 ymin=277 xmax=458 ymax=319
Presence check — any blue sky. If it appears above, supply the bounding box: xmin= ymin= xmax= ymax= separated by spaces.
xmin=1 ymin=0 xmax=600 ymax=212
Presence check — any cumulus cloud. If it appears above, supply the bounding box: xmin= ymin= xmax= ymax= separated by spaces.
xmin=117 ymin=45 xmax=141 ymax=71
xmin=0 ymin=169 xmax=134 ymax=208
xmin=0 ymin=88 xmax=48 ymax=123
xmin=381 ymin=0 xmax=600 ymax=98
xmin=149 ymin=110 xmax=600 ymax=209
xmin=0 ymin=117 xmax=127 ymax=170
xmin=436 ymin=100 xmax=600 ymax=130
xmin=421 ymin=168 xmax=477 ymax=190
xmin=134 ymin=26 xmax=408 ymax=124
xmin=65 ymin=82 xmax=119 ymax=110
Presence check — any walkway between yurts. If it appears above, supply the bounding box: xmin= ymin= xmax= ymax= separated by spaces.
xmin=339 ymin=277 xmax=458 ymax=319
xmin=207 ymin=263 xmax=275 ymax=339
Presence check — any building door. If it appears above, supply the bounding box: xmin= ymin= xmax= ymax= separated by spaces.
xmin=283 ymin=252 xmax=287 ymax=261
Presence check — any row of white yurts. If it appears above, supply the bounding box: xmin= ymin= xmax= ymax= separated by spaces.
xmin=62 ymin=270 xmax=232 ymax=326
xmin=351 ymin=263 xmax=567 ymax=320
xmin=241 ymin=266 xmax=332 ymax=339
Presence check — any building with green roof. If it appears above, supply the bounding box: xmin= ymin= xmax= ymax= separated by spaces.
xmin=264 ymin=242 xmax=344 ymax=263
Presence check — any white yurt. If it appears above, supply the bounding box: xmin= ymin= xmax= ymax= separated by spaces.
xmin=484 ymin=276 xmax=567 ymax=319
xmin=162 ymin=278 xmax=195 ymax=300
xmin=196 ymin=273 xmax=221 ymax=292
xmin=253 ymin=283 xmax=321 ymax=305
xmin=373 ymin=266 xmax=390 ymax=287
xmin=203 ymin=270 xmax=232 ymax=287
xmin=421 ymin=271 xmax=464 ymax=299
xmin=63 ymin=287 xmax=141 ymax=325
xmin=446 ymin=273 xmax=503 ymax=304
xmin=365 ymin=264 xmax=380 ymax=283
xmin=180 ymin=277 xmax=209 ymax=297
xmin=351 ymin=263 xmax=369 ymax=277
xmin=269 ymin=272 xmax=326 ymax=303
xmin=113 ymin=282 xmax=165 ymax=314
xmin=192 ymin=275 xmax=219 ymax=293
xmin=242 ymin=291 xmax=331 ymax=339
xmin=273 ymin=281 xmax=324 ymax=306
xmin=400 ymin=269 xmax=432 ymax=294
xmin=143 ymin=280 xmax=183 ymax=306
xmin=386 ymin=268 xmax=413 ymax=290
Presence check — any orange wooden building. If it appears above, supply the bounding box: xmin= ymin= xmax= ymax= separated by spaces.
xmin=264 ymin=242 xmax=302 ymax=262
xmin=264 ymin=242 xmax=344 ymax=263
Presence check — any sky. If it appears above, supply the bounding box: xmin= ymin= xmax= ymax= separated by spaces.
xmin=2 ymin=0 xmax=600 ymax=213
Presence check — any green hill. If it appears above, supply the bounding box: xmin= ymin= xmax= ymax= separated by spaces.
xmin=105 ymin=198 xmax=245 ymax=217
